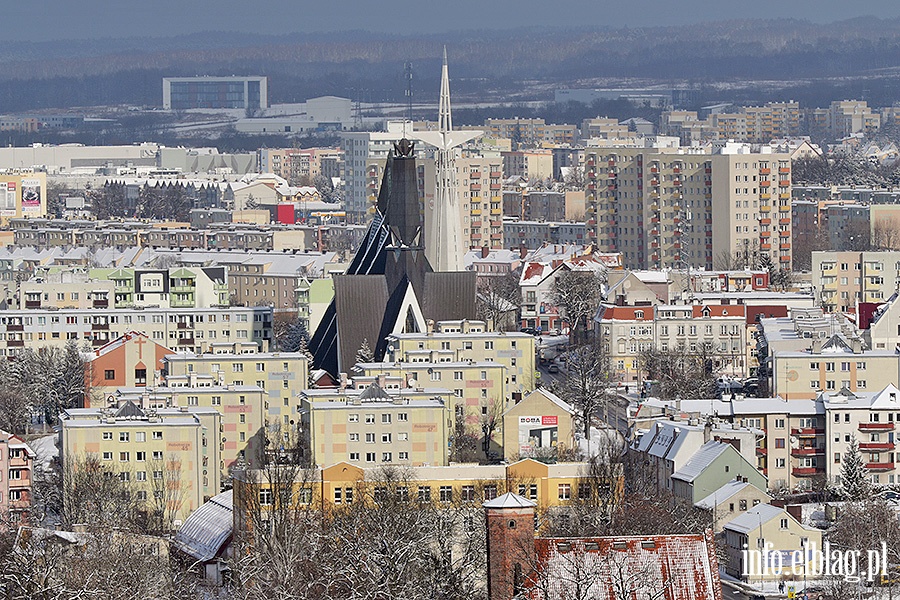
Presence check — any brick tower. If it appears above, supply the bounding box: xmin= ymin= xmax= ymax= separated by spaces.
xmin=484 ymin=492 xmax=536 ymax=600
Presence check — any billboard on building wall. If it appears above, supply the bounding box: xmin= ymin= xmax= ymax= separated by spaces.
xmin=517 ymin=415 xmax=559 ymax=454
xmin=1 ymin=182 xmax=15 ymax=216
xmin=20 ymin=178 xmax=41 ymax=213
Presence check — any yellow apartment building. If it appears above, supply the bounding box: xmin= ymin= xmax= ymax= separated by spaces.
xmin=107 ymin=385 xmax=268 ymax=474
xmin=165 ymin=350 xmax=309 ymax=429
xmin=386 ymin=320 xmax=536 ymax=402
xmin=300 ymin=384 xmax=453 ymax=468
xmin=59 ymin=402 xmax=222 ymax=523
xmin=354 ymin=360 xmax=507 ymax=433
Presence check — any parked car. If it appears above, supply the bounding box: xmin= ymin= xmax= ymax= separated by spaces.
xmin=548 ymin=364 xmax=560 ymax=374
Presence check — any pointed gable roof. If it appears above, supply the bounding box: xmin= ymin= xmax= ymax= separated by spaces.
xmin=115 ymin=400 xmax=145 ymax=418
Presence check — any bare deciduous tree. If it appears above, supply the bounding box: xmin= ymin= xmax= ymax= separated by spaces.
xmin=559 ymin=342 xmax=615 ymax=440
xmin=551 ymin=269 xmax=604 ymax=344
xmin=639 ymin=345 xmax=718 ymax=401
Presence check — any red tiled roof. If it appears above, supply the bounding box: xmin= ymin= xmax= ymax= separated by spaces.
xmin=528 ymin=531 xmax=722 ymax=600
xmin=691 ymin=305 xmax=746 ymax=318
xmin=598 ymin=306 xmax=654 ymax=321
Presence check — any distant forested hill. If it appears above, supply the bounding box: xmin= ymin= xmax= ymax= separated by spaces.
xmin=3 ymin=18 xmax=900 ymax=112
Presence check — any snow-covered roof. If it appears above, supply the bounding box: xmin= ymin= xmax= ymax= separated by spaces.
xmin=173 ymin=490 xmax=233 ymax=562
xmin=723 ymin=503 xmax=785 ymax=534
xmin=695 ymin=480 xmax=763 ymax=510
xmin=483 ymin=492 xmax=536 ymax=509
xmin=671 ymin=441 xmax=730 ymax=483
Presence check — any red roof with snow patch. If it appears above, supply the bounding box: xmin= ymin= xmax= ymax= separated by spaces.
xmin=527 ymin=531 xmax=722 ymax=600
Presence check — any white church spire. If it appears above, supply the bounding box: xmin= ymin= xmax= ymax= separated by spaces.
xmin=415 ymin=47 xmax=482 ymax=272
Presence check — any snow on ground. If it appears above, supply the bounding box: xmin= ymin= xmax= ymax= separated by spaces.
xmin=29 ymin=433 xmax=59 ymax=472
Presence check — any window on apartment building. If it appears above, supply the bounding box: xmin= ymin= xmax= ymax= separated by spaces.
xmin=558 ymin=484 xmax=571 ymax=500
xmin=365 ymin=414 xmax=375 ymax=424
xmin=349 ymin=452 xmax=360 ymax=461
xmin=348 ymin=414 xmax=359 ymax=423
xmin=102 ymin=432 xmax=113 ymax=441
xmin=152 ymin=451 xmax=163 ymax=460
xmin=365 ymin=452 xmax=376 ymax=463
xmin=104 ymin=370 xmax=115 ymax=380
xmin=119 ymin=452 xmax=129 ymax=462
xmin=834 ymin=453 xmax=841 ymax=464
xmin=775 ymin=458 xmax=786 ymax=468
xmin=382 ymin=414 xmax=391 ymax=424
xmin=439 ymin=486 xmax=453 ymax=503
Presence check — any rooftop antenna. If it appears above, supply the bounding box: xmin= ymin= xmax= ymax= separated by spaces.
xmin=404 ymin=62 xmax=413 ymax=137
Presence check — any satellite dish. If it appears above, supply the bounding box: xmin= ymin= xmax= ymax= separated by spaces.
xmin=790 ymin=436 xmax=798 ymax=448
xmin=387 ymin=344 xmax=395 ymax=353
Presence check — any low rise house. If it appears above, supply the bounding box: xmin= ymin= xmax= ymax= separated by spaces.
xmin=695 ymin=478 xmax=771 ymax=532
xmin=723 ymin=503 xmax=822 ymax=584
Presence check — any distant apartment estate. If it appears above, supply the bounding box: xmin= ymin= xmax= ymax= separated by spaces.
xmin=162 ymin=76 xmax=268 ymax=111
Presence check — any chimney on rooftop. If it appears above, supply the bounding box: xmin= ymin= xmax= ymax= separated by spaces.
xmin=481 ymin=246 xmax=490 ymax=259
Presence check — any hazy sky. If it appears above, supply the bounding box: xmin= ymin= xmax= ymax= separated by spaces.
xmin=11 ymin=0 xmax=900 ymax=41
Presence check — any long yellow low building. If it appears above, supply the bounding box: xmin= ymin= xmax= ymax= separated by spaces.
xmin=232 ymin=458 xmax=624 ymax=531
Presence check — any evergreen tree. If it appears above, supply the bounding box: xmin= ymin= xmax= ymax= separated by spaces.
xmin=356 ymin=338 xmax=374 ymax=364
xmin=840 ymin=436 xmax=870 ymax=500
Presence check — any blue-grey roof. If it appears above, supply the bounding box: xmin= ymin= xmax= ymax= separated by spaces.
xmin=173 ymin=490 xmax=233 ymax=562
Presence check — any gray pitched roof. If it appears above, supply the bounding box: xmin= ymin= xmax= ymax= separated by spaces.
xmin=671 ymin=440 xmax=731 ymax=483
xmin=723 ymin=503 xmax=786 ymax=534
xmin=695 ymin=480 xmax=763 ymax=510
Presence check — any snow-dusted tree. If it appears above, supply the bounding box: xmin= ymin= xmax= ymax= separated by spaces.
xmin=273 ymin=314 xmax=311 ymax=354
xmin=839 ymin=436 xmax=870 ymax=501
xmin=560 ymin=342 xmax=614 ymax=439
xmin=639 ymin=345 xmax=718 ymax=401
xmin=356 ymin=338 xmax=374 ymax=364
xmin=551 ymin=268 xmax=604 ymax=344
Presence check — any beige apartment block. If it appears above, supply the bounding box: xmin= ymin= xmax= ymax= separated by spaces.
xmin=355 ymin=360 xmax=506 ymax=419
xmin=821 ymin=385 xmax=900 ymax=487
xmin=102 ymin=385 xmax=268 ymax=474
xmin=502 ymin=150 xmax=554 ymax=180
xmin=300 ymin=384 xmax=452 ymax=468
xmin=812 ymin=250 xmax=900 ymax=313
xmin=771 ymin=343 xmax=899 ymax=400
xmin=813 ymin=100 xmax=881 ymax=139
xmin=386 ymin=320 xmax=536 ymax=402
xmin=456 ymin=154 xmax=504 ymax=250
xmin=583 ymin=144 xmax=791 ymax=271
xmin=165 ymin=351 xmax=309 ymax=428
xmin=484 ymin=119 xmax=576 ymax=147
xmin=59 ymin=403 xmax=223 ymax=523
xmin=0 ymin=305 xmax=273 ymax=357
